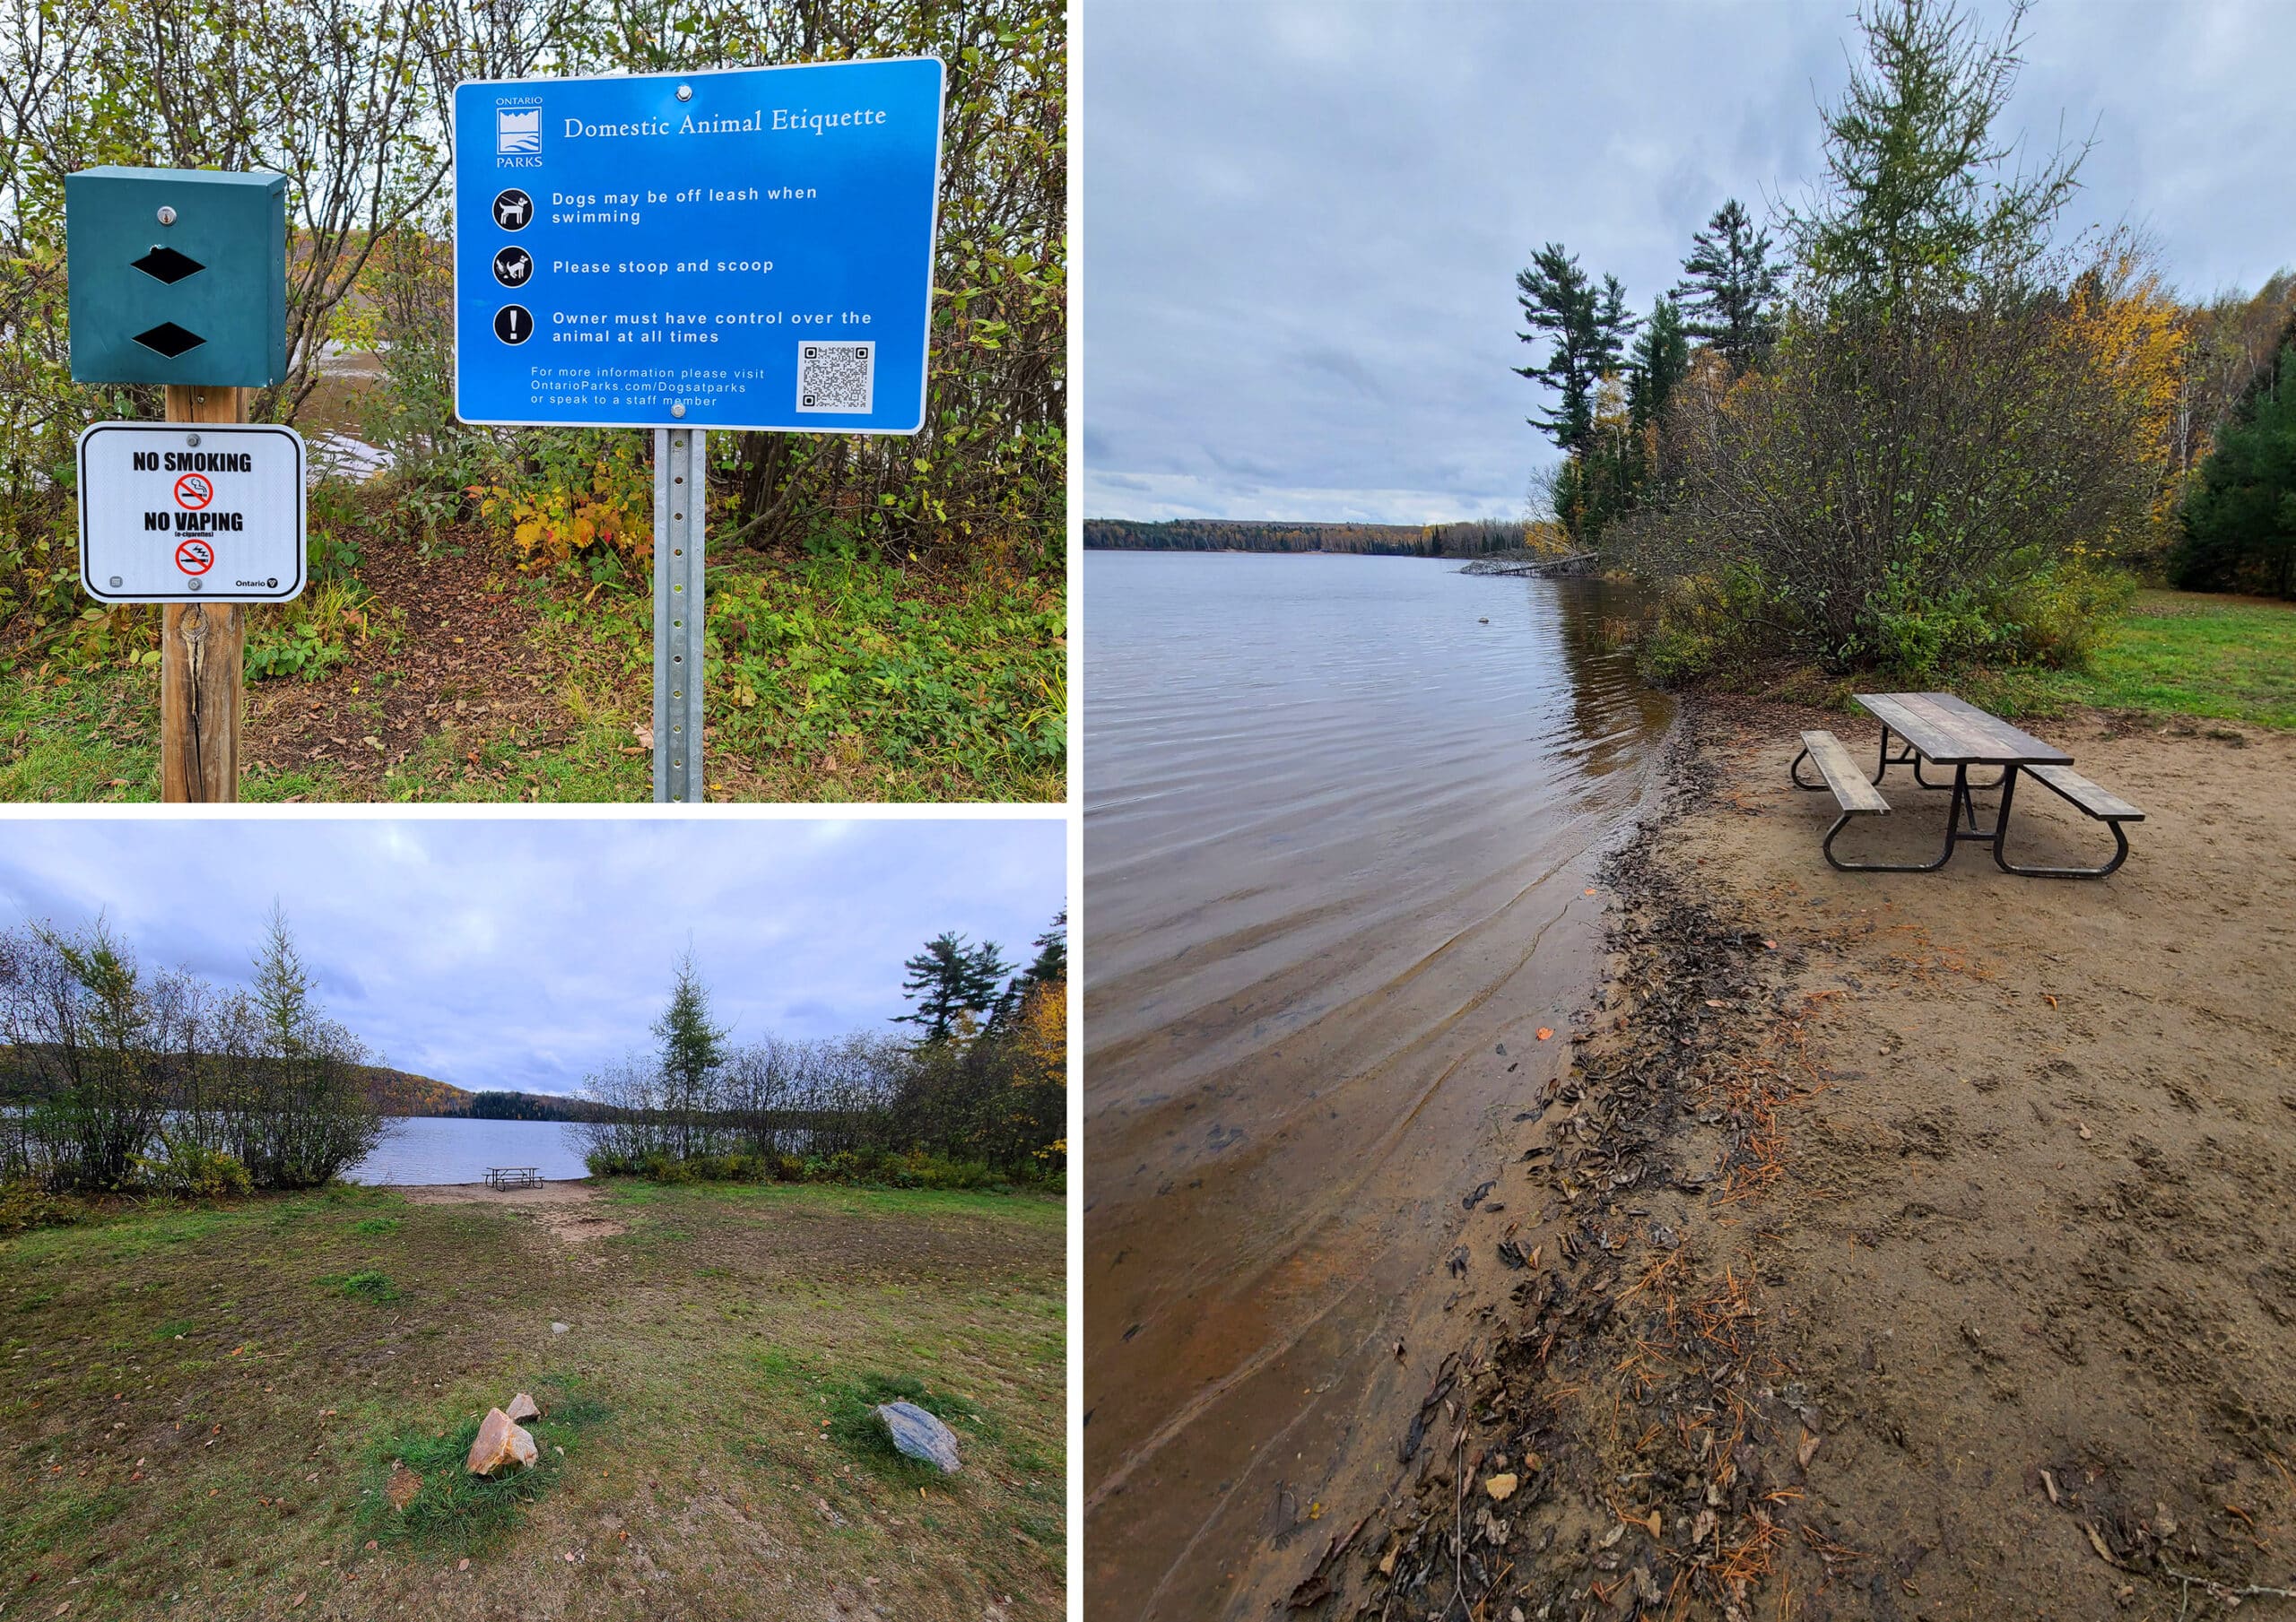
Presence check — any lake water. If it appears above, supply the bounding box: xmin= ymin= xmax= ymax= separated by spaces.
xmin=1082 ymin=551 xmax=1673 ymax=1618
xmin=347 ymin=1116 xmax=590 ymax=1185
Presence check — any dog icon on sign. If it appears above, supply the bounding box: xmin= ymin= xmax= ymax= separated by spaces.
xmin=491 ymin=189 xmax=533 ymax=230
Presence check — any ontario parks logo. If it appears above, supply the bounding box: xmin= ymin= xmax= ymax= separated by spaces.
xmin=497 ymin=105 xmax=541 ymax=155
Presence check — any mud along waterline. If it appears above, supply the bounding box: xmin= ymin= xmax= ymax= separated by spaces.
xmin=1082 ymin=551 xmax=1672 ymax=1618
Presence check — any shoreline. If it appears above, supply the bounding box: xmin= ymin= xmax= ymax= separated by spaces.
xmin=1300 ymin=693 xmax=2296 ymax=1620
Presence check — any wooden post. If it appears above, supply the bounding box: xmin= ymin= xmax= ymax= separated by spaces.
xmin=159 ymin=384 xmax=248 ymax=802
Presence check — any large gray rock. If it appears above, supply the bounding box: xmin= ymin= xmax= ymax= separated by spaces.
xmin=876 ymin=1401 xmax=961 ymax=1473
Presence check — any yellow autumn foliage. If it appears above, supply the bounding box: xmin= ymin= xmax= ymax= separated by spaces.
xmin=2061 ymin=255 xmax=2188 ymax=532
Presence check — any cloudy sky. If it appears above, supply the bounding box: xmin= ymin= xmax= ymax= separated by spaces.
xmin=1083 ymin=0 xmax=2296 ymax=525
xmin=0 ymin=818 xmax=1065 ymax=1097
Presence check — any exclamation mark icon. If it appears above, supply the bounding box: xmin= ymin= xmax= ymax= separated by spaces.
xmin=494 ymin=303 xmax=533 ymax=345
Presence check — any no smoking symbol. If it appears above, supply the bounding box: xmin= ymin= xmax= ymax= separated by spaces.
xmin=175 ymin=538 xmax=214 ymax=576
xmin=173 ymin=473 xmax=213 ymax=509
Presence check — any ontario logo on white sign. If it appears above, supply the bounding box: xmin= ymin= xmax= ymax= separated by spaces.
xmin=497 ymin=106 xmax=542 ymax=156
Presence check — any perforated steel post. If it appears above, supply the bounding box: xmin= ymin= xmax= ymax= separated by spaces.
xmin=652 ymin=427 xmax=705 ymax=802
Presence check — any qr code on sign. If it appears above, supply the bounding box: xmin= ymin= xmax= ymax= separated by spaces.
xmin=796 ymin=342 xmax=874 ymax=413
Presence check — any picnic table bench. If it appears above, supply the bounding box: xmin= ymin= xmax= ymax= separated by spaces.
xmin=483 ymin=1167 xmax=543 ymax=1190
xmin=1791 ymin=691 xmax=2143 ymax=879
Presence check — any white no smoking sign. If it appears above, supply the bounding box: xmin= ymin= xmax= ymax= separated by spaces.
xmin=77 ymin=422 xmax=306 ymax=603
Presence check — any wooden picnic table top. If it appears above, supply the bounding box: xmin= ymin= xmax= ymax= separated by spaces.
xmin=1853 ymin=691 xmax=2074 ymax=768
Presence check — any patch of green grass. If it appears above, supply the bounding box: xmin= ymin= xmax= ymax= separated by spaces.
xmin=1961 ymin=591 xmax=2296 ymax=730
xmin=557 ymin=550 xmax=1065 ymax=802
xmin=385 ymin=711 xmax=648 ymax=802
xmin=350 ymin=1217 xmax=402 ymax=1236
xmin=0 ymin=661 xmax=157 ymax=802
xmin=360 ymin=1384 xmax=606 ymax=1555
xmin=822 ymin=1371 xmax=985 ymax=1480
xmin=0 ymin=658 xmax=366 ymax=802
xmin=321 ymin=1268 xmax=400 ymax=1304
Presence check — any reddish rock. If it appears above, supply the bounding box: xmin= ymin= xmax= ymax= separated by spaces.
xmin=505 ymin=1392 xmax=542 ymax=1425
xmin=465 ymin=1409 xmax=538 ymax=1477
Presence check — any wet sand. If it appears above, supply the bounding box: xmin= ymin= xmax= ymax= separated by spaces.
xmin=1327 ymin=697 xmax=2296 ymax=1620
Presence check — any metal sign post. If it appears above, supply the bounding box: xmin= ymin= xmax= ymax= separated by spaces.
xmin=652 ymin=427 xmax=705 ymax=802
xmin=450 ymin=56 xmax=947 ymax=802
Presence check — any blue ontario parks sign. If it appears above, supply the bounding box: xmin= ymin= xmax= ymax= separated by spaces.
xmin=451 ymin=57 xmax=946 ymax=433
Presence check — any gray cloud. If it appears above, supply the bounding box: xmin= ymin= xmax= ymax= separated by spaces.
xmin=0 ymin=819 xmax=1065 ymax=1097
xmin=1083 ymin=0 xmax=2296 ymax=524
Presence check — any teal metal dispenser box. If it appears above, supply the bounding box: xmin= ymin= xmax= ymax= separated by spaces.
xmin=65 ymin=167 xmax=288 ymax=387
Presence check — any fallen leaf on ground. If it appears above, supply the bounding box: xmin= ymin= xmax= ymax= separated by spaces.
xmin=1536 ymin=1028 xmax=1554 ymax=1041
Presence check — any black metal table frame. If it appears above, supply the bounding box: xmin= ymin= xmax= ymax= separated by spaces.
xmin=1790 ymin=721 xmax=2129 ymax=880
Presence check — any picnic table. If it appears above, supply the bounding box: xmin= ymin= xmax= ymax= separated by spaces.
xmin=483 ymin=1167 xmax=542 ymax=1190
xmin=1789 ymin=691 xmax=2143 ymax=879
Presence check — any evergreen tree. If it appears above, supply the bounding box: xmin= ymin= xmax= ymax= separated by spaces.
xmin=653 ymin=947 xmax=727 ymax=1155
xmin=897 ymin=931 xmax=1010 ymax=1041
xmin=1627 ymin=297 xmax=1691 ymax=432
xmin=252 ymin=900 xmax=312 ymax=1059
xmin=2173 ymin=334 xmax=2296 ymax=598
xmin=1022 ymin=909 xmax=1066 ymax=986
xmin=1669 ymin=200 xmax=1784 ymax=371
xmin=1783 ymin=0 xmax=2086 ymax=313
xmin=1515 ymin=244 xmax=1637 ymax=452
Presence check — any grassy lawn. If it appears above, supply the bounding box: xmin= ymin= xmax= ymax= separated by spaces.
xmin=0 ymin=1181 xmax=1065 ymax=1620
xmin=1961 ymin=589 xmax=2296 ymax=731
xmin=0 ymin=516 xmax=1065 ymax=804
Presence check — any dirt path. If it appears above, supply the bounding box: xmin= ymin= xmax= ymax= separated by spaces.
xmin=243 ymin=533 xmax=634 ymax=794
xmin=1322 ymin=697 xmax=2296 ymax=1622
xmin=398 ymin=1179 xmax=628 ymax=1243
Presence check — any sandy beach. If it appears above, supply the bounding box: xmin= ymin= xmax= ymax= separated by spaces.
xmin=1308 ymin=696 xmax=2296 ymax=1620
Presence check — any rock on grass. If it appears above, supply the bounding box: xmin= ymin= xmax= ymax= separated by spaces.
xmin=877 ymin=1401 xmax=961 ymax=1472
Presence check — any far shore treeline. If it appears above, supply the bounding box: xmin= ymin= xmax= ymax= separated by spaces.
xmin=0 ymin=905 xmax=1066 ymax=1221
xmin=1084 ymin=517 xmax=1549 ymax=557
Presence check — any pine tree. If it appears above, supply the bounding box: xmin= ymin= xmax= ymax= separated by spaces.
xmin=897 ymin=932 xmax=1010 ymax=1041
xmin=251 ymin=900 xmax=311 ymax=1059
xmin=1515 ymin=244 xmax=1638 ymax=453
xmin=990 ymin=909 xmax=1069 ymax=1030
xmin=1669 ymin=201 xmax=1783 ymax=372
xmin=1022 ymin=910 xmax=1066 ymax=987
xmin=2174 ymin=334 xmax=2296 ymax=598
xmin=1627 ymin=297 xmax=1691 ymax=432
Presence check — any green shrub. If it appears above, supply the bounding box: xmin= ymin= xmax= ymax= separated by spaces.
xmin=0 ymin=1180 xmax=84 ymax=1233
xmin=359 ymin=1379 xmax=607 ymax=1555
xmin=135 ymin=1135 xmax=254 ymax=1201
